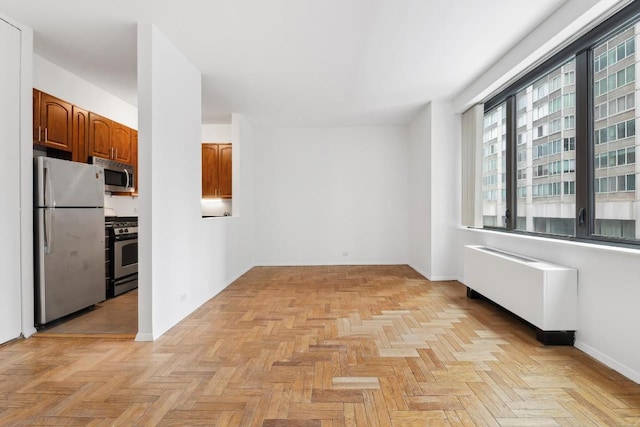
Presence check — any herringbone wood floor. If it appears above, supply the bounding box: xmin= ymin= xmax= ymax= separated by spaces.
xmin=1 ymin=265 xmax=639 ymax=426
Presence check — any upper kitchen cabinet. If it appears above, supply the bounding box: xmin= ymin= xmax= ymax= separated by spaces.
xmin=218 ymin=144 xmax=232 ymax=199
xmin=88 ymin=112 xmax=111 ymax=159
xmin=71 ymin=106 xmax=88 ymax=163
xmin=33 ymin=89 xmax=73 ymax=153
xmin=89 ymin=113 xmax=134 ymax=165
xmin=202 ymin=143 xmax=232 ymax=199
xmin=111 ymin=122 xmax=132 ymax=164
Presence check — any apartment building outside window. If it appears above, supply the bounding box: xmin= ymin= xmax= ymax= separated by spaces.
xmin=479 ymin=2 xmax=640 ymax=245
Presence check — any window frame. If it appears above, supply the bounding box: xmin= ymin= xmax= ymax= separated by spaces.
xmin=482 ymin=1 xmax=640 ymax=247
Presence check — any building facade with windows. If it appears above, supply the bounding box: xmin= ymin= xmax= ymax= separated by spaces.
xmin=482 ymin=23 xmax=639 ymax=240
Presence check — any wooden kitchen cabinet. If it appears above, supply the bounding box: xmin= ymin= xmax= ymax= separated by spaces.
xmin=202 ymin=143 xmax=232 ymax=199
xmin=111 ymin=122 xmax=132 ymax=164
xmin=33 ymin=89 xmax=73 ymax=153
xmin=88 ymin=112 xmax=111 ymax=160
xmin=89 ymin=113 xmax=134 ymax=165
xmin=71 ymin=106 xmax=88 ymax=163
xmin=33 ymin=88 xmax=137 ymax=172
xmin=218 ymin=144 xmax=232 ymax=198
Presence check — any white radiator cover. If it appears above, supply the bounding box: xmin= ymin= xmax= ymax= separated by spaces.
xmin=463 ymin=245 xmax=577 ymax=331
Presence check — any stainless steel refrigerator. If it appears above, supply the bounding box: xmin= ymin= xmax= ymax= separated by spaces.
xmin=34 ymin=156 xmax=106 ymax=326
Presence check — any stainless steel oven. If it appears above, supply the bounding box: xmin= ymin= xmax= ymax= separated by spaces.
xmin=109 ymin=219 xmax=138 ymax=297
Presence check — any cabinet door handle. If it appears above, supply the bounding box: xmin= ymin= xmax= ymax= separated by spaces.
xmin=111 ymin=147 xmax=114 ymax=159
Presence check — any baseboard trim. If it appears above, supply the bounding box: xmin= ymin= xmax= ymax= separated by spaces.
xmin=408 ymin=263 xmax=459 ymax=282
xmin=135 ymin=333 xmax=154 ymax=342
xmin=575 ymin=340 xmax=640 ymax=384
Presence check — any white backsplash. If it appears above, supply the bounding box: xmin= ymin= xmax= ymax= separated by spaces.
xmin=104 ymin=194 xmax=138 ymax=217
xmin=104 ymin=194 xmax=233 ymax=218
xmin=201 ymin=199 xmax=232 ymax=217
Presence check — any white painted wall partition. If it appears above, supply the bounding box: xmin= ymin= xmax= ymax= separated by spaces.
xmin=137 ymin=23 xmax=255 ymax=340
xmin=254 ymin=126 xmax=409 ymax=266
xmin=408 ymin=101 xmax=461 ymax=280
xmin=137 ymin=22 xmax=204 ymax=339
xmin=0 ymin=15 xmax=34 ymax=343
xmin=0 ymin=17 xmax=23 ymax=344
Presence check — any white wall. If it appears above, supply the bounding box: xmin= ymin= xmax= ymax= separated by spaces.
xmin=0 ymin=16 xmax=32 ymax=343
xmin=254 ymin=126 xmax=409 ymax=266
xmin=430 ymin=101 xmax=461 ymax=279
xmin=408 ymin=101 xmax=461 ymax=280
xmin=408 ymin=105 xmax=431 ymax=277
xmin=137 ymin=23 xmax=255 ymax=340
xmin=202 ymin=124 xmax=232 ymax=142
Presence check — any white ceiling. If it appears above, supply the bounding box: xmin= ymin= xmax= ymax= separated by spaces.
xmin=0 ymin=0 xmax=566 ymax=127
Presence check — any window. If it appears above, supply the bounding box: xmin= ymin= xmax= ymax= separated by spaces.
xmin=549 ymin=96 xmax=561 ymax=114
xmin=594 ymin=63 xmax=636 ymax=96
xmin=564 ymin=71 xmax=575 ymax=85
xmin=517 ymin=133 xmax=527 ymax=145
xmin=517 ymin=168 xmax=527 ymax=180
xmin=594 ymin=102 xmax=608 ymax=120
xmin=517 ymin=186 xmax=527 ymax=198
xmin=563 ymin=137 xmax=575 ymax=151
xmin=563 ymin=115 xmax=575 ymax=129
xmin=562 ymin=93 xmax=575 ymax=108
xmin=482 ymin=102 xmax=507 ymax=228
xmin=564 ymin=181 xmax=575 ymax=195
xmin=479 ymin=1 xmax=640 ymax=244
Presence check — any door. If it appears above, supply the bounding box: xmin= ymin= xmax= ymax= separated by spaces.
xmin=72 ymin=106 xmax=88 ymax=163
xmin=89 ymin=112 xmax=112 ymax=159
xmin=219 ymin=144 xmax=232 ymax=198
xmin=39 ymin=92 xmax=73 ymax=152
xmin=36 ymin=207 xmax=105 ymax=325
xmin=0 ymin=19 xmax=22 ymax=343
xmin=111 ymin=122 xmax=132 ymax=164
xmin=202 ymin=144 xmax=219 ymax=198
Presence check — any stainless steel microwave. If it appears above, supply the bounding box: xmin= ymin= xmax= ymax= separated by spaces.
xmin=90 ymin=156 xmax=135 ymax=193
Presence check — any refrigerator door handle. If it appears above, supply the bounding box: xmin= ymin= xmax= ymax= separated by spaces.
xmin=36 ymin=209 xmax=47 ymax=324
xmin=44 ymin=208 xmax=53 ymax=254
xmin=44 ymin=162 xmax=56 ymax=208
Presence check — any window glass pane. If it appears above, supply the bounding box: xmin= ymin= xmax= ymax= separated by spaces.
xmin=482 ymin=103 xmax=507 ymax=227
xmin=515 ymin=58 xmax=576 ymax=236
xmin=593 ymin=29 xmax=639 ymax=241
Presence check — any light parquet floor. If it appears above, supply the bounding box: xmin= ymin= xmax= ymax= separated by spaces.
xmin=37 ymin=289 xmax=138 ymax=337
xmin=1 ymin=265 xmax=639 ymax=426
